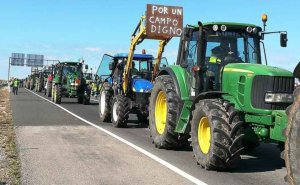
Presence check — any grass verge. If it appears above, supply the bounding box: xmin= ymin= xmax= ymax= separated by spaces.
xmin=0 ymin=87 xmax=20 ymax=185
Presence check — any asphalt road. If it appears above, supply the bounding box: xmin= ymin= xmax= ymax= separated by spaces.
xmin=11 ymin=88 xmax=288 ymax=185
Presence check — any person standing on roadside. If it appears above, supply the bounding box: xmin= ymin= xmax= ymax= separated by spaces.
xmin=12 ymin=78 xmax=19 ymax=95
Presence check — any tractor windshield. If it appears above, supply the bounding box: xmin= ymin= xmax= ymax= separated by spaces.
xmin=186 ymin=30 xmax=261 ymax=70
xmin=132 ymin=59 xmax=153 ymax=80
xmin=83 ymin=73 xmax=93 ymax=80
xmin=185 ymin=29 xmax=262 ymax=92
xmin=205 ymin=31 xmax=261 ymax=64
xmin=63 ymin=65 xmax=81 ymax=76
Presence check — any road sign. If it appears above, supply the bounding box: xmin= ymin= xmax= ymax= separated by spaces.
xmin=11 ymin=53 xmax=25 ymax=66
xmin=146 ymin=4 xmax=183 ymax=39
xmin=26 ymin=54 xmax=44 ymax=67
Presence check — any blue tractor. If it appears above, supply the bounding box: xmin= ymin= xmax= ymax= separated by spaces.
xmin=96 ymin=53 xmax=167 ymax=127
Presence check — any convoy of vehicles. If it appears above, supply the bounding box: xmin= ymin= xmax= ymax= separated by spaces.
xmin=20 ymin=4 xmax=300 ymax=184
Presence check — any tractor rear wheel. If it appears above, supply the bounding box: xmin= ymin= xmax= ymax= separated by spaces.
xmin=137 ymin=112 xmax=148 ymax=126
xmin=149 ymin=75 xmax=184 ymax=149
xmin=191 ymin=99 xmax=244 ymax=170
xmin=47 ymin=82 xmax=52 ymax=97
xmin=285 ymin=87 xmax=300 ymax=185
xmin=35 ymin=82 xmax=38 ymax=92
xmin=77 ymin=95 xmax=83 ymax=103
xmin=38 ymin=82 xmax=42 ymax=92
xmin=53 ymin=84 xmax=62 ymax=104
xmin=83 ymin=95 xmax=90 ymax=105
xmin=29 ymin=80 xmax=34 ymax=90
xmin=111 ymin=95 xmax=130 ymax=128
xmin=99 ymin=85 xmax=112 ymax=122
xmin=83 ymin=87 xmax=91 ymax=105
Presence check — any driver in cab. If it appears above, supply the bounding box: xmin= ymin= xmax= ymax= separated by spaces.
xmin=209 ymin=38 xmax=231 ymax=64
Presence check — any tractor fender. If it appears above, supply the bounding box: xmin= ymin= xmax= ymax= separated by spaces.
xmin=157 ymin=66 xmax=190 ymax=99
xmin=293 ymin=61 xmax=300 ymax=78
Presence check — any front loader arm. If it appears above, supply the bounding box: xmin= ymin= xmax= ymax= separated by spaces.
xmin=152 ymin=38 xmax=171 ymax=81
xmin=122 ymin=16 xmax=147 ymax=94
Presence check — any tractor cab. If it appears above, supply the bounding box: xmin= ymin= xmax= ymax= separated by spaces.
xmin=96 ymin=53 xmax=156 ymax=95
xmin=178 ymin=22 xmax=265 ymax=95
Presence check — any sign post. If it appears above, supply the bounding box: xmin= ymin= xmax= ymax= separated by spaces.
xmin=146 ymin=4 xmax=183 ymax=39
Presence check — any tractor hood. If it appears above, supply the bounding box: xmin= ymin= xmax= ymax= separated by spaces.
xmin=132 ymin=78 xmax=153 ymax=93
xmin=224 ymin=63 xmax=293 ymax=77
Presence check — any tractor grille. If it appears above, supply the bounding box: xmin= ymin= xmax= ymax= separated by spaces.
xmin=251 ymin=75 xmax=294 ymax=110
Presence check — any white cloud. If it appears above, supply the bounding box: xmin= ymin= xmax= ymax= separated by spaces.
xmin=84 ymin=47 xmax=102 ymax=52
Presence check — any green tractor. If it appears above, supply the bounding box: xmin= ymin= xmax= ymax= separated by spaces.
xmin=51 ymin=61 xmax=91 ymax=105
xmin=29 ymin=72 xmax=39 ymax=90
xmin=35 ymin=70 xmax=44 ymax=92
xmin=149 ymin=15 xmax=294 ymax=170
xmin=285 ymin=62 xmax=300 ymax=185
xmin=43 ymin=66 xmax=54 ymax=97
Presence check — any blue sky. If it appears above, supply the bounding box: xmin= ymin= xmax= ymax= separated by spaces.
xmin=1 ymin=0 xmax=299 ymax=79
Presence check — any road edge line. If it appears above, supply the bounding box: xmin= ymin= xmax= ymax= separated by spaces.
xmin=25 ymin=89 xmax=207 ymax=185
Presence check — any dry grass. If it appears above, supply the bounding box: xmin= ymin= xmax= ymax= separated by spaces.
xmin=0 ymin=87 xmax=20 ymax=185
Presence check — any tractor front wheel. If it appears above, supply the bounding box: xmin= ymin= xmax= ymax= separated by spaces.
xmin=191 ymin=99 xmax=244 ymax=170
xmin=53 ymin=84 xmax=62 ymax=104
xmin=99 ymin=85 xmax=112 ymax=122
xmin=111 ymin=95 xmax=130 ymax=128
xmin=149 ymin=75 xmax=184 ymax=149
xmin=285 ymin=87 xmax=300 ymax=185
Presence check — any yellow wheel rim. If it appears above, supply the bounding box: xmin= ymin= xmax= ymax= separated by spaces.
xmin=155 ymin=91 xmax=167 ymax=135
xmin=198 ymin=117 xmax=211 ymax=154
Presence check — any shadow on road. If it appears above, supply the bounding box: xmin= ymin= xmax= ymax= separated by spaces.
xmin=230 ymin=143 xmax=284 ymax=173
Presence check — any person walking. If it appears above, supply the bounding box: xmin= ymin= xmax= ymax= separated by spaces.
xmin=12 ymin=78 xmax=19 ymax=95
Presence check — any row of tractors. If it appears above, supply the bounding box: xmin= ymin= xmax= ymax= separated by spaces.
xmin=25 ymin=61 xmax=96 ymax=105
xmin=23 ymin=4 xmax=300 ymax=184
xmin=93 ymin=6 xmax=299 ymax=184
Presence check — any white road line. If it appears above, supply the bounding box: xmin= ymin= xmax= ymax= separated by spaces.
xmin=26 ymin=89 xmax=208 ymax=185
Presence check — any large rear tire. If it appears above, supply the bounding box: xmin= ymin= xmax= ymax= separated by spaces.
xmin=191 ymin=99 xmax=244 ymax=170
xmin=285 ymin=87 xmax=300 ymax=185
xmin=47 ymin=82 xmax=52 ymax=97
xmin=83 ymin=86 xmax=91 ymax=105
xmin=53 ymin=84 xmax=62 ymax=104
xmin=77 ymin=95 xmax=83 ymax=103
xmin=38 ymin=81 xmax=43 ymax=92
xmin=149 ymin=75 xmax=185 ymax=149
xmin=99 ymin=84 xmax=112 ymax=122
xmin=111 ymin=95 xmax=130 ymax=128
xmin=30 ymin=80 xmax=34 ymax=90
xmin=137 ymin=112 xmax=148 ymax=126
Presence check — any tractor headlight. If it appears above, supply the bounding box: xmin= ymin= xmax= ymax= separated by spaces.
xmin=265 ymin=93 xmax=294 ymax=103
xmin=212 ymin=25 xmax=218 ymax=31
xmin=220 ymin=25 xmax=227 ymax=31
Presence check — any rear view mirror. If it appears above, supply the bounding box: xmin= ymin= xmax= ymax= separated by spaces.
xmin=109 ymin=62 xmax=115 ymax=70
xmin=280 ymin=33 xmax=288 ymax=47
xmin=294 ymin=62 xmax=300 ymax=79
